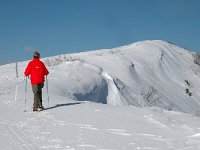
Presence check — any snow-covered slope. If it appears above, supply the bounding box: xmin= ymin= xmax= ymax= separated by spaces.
xmin=1 ymin=40 xmax=200 ymax=149
xmin=42 ymin=40 xmax=200 ymax=114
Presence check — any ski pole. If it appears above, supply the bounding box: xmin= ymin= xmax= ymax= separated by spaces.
xmin=24 ymin=76 xmax=28 ymax=112
xmin=46 ymin=76 xmax=49 ymax=106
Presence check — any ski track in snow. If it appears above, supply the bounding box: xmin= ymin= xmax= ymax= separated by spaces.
xmin=0 ymin=120 xmax=39 ymax=150
xmin=1 ymin=101 xmax=200 ymax=150
xmin=7 ymin=109 xmax=199 ymax=150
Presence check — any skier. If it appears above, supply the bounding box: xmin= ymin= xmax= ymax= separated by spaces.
xmin=24 ymin=51 xmax=49 ymax=111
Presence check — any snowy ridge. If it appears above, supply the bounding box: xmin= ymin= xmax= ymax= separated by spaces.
xmin=36 ymin=40 xmax=200 ymax=115
xmin=1 ymin=40 xmax=200 ymax=149
xmin=4 ymin=40 xmax=200 ymax=114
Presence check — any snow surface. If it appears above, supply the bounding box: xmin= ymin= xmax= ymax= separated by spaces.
xmin=1 ymin=40 xmax=200 ymax=149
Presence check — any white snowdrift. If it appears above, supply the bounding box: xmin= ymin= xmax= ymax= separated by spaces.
xmin=40 ymin=40 xmax=200 ymax=115
xmin=1 ymin=40 xmax=200 ymax=149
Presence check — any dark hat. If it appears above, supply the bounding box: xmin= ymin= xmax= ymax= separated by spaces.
xmin=33 ymin=51 xmax=40 ymax=58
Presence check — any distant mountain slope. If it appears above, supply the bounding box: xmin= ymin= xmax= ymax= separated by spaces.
xmin=1 ymin=40 xmax=200 ymax=115
xmin=43 ymin=40 xmax=200 ymax=115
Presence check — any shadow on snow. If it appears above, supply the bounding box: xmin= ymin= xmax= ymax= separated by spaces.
xmin=45 ymin=102 xmax=82 ymax=110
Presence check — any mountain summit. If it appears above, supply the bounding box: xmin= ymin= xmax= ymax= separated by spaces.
xmin=38 ymin=40 xmax=200 ymax=115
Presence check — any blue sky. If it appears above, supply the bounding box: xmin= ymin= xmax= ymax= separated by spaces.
xmin=0 ymin=0 xmax=200 ymax=64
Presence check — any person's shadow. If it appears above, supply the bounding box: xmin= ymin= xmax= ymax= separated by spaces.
xmin=45 ymin=102 xmax=82 ymax=110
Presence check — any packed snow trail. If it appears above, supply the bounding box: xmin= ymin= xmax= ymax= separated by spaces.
xmin=1 ymin=97 xmax=200 ymax=150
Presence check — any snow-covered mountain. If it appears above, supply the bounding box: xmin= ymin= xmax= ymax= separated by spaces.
xmin=1 ymin=40 xmax=200 ymax=149
xmin=42 ymin=40 xmax=200 ymax=114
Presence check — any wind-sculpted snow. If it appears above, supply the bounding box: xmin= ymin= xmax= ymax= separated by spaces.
xmin=4 ymin=40 xmax=200 ymax=115
xmin=72 ymin=62 xmax=108 ymax=104
xmin=1 ymin=40 xmax=200 ymax=149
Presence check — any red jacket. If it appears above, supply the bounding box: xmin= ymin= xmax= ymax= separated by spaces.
xmin=24 ymin=58 xmax=49 ymax=85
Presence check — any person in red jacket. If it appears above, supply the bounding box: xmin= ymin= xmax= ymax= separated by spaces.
xmin=24 ymin=51 xmax=49 ymax=111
